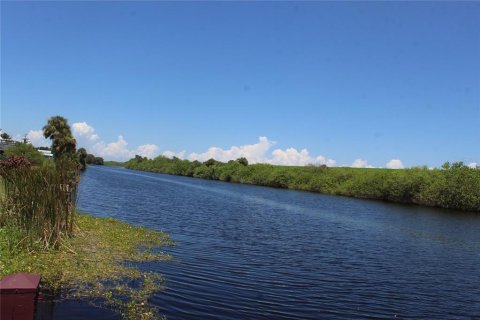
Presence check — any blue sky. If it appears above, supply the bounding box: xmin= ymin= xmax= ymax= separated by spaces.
xmin=1 ymin=1 xmax=479 ymax=167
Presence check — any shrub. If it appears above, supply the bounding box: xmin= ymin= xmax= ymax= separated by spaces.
xmin=3 ymin=143 xmax=45 ymax=167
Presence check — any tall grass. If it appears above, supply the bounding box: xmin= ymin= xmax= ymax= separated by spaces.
xmin=0 ymin=156 xmax=79 ymax=249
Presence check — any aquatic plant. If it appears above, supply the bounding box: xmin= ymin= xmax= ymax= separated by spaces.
xmin=0 ymin=213 xmax=172 ymax=320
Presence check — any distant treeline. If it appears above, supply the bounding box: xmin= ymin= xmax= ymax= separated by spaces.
xmin=76 ymin=148 xmax=104 ymax=170
xmin=86 ymin=153 xmax=104 ymax=165
xmin=122 ymin=155 xmax=480 ymax=212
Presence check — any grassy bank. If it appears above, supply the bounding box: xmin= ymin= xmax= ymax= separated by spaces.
xmin=124 ymin=156 xmax=480 ymax=212
xmin=0 ymin=154 xmax=172 ymax=319
xmin=0 ymin=212 xmax=172 ymax=319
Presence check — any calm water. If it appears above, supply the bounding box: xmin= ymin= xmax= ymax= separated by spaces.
xmin=56 ymin=166 xmax=480 ymax=319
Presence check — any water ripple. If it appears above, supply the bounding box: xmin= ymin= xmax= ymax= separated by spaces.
xmin=75 ymin=166 xmax=480 ymax=319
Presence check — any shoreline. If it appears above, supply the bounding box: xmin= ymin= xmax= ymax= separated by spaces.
xmin=113 ymin=158 xmax=480 ymax=212
xmin=0 ymin=212 xmax=173 ymax=320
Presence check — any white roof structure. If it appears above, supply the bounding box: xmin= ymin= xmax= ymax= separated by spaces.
xmin=38 ymin=149 xmax=53 ymax=158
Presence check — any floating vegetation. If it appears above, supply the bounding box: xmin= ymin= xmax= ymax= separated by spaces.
xmin=0 ymin=213 xmax=173 ymax=320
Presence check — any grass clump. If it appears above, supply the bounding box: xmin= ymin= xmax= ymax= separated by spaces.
xmin=0 ymin=157 xmax=78 ymax=249
xmin=0 ymin=212 xmax=173 ymax=320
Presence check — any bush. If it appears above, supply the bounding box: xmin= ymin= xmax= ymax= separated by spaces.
xmin=3 ymin=143 xmax=45 ymax=167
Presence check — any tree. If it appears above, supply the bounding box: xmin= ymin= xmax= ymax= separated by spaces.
xmin=86 ymin=154 xmax=96 ymax=164
xmin=3 ymin=143 xmax=45 ymax=167
xmin=85 ymin=153 xmax=104 ymax=165
xmin=134 ymin=155 xmax=145 ymax=162
xmin=77 ymin=148 xmax=87 ymax=170
xmin=204 ymin=158 xmax=220 ymax=167
xmin=1 ymin=132 xmax=12 ymax=140
xmin=43 ymin=116 xmax=77 ymax=159
xmin=450 ymin=162 xmax=466 ymax=170
xmin=94 ymin=157 xmax=104 ymax=165
xmin=236 ymin=157 xmax=249 ymax=166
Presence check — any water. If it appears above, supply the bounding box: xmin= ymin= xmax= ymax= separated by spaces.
xmin=61 ymin=165 xmax=480 ymax=319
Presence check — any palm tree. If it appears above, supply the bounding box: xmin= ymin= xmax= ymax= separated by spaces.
xmin=43 ymin=116 xmax=77 ymax=159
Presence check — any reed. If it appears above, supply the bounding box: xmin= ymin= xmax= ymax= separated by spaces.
xmin=0 ymin=156 xmax=79 ymax=249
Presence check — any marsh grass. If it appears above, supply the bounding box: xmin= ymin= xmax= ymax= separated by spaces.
xmin=0 ymin=157 xmax=173 ymax=319
xmin=0 ymin=158 xmax=78 ymax=249
xmin=0 ymin=213 xmax=173 ymax=320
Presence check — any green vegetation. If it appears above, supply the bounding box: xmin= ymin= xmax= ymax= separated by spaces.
xmin=0 ymin=157 xmax=78 ymax=249
xmin=1 ymin=118 xmax=103 ymax=170
xmin=77 ymin=148 xmax=104 ymax=170
xmin=86 ymin=153 xmax=104 ymax=165
xmin=3 ymin=143 xmax=46 ymax=167
xmin=0 ymin=116 xmax=171 ymax=319
xmin=43 ymin=115 xmax=77 ymax=160
xmin=77 ymin=147 xmax=88 ymax=170
xmin=0 ymin=212 xmax=172 ymax=320
xmin=125 ymin=156 xmax=480 ymax=212
xmin=104 ymin=160 xmax=127 ymax=167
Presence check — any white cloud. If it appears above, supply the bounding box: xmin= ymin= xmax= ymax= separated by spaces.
xmin=72 ymin=122 xmax=99 ymax=141
xmin=270 ymin=148 xmax=336 ymax=166
xmin=92 ymin=136 xmax=131 ymax=160
xmin=26 ymin=130 xmax=50 ymax=147
xmin=57 ymin=121 xmax=163 ymax=160
xmin=24 ymin=121 xmax=160 ymax=161
xmin=27 ymin=122 xmax=99 ymax=148
xmin=185 ymin=136 xmax=336 ymax=167
xmin=386 ymin=159 xmax=404 ymax=169
xmin=70 ymin=122 xmax=160 ymax=161
xmin=351 ymin=159 xmax=374 ymax=168
xmin=136 ymin=144 xmax=159 ymax=159
xmin=91 ymin=136 xmax=160 ymax=161
xmin=187 ymin=136 xmax=275 ymax=163
xmin=24 ymin=123 xmax=407 ymax=168
xmin=468 ymin=162 xmax=478 ymax=169
xmin=162 ymin=150 xmax=186 ymax=159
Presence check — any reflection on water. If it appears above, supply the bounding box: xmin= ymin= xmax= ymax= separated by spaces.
xmin=49 ymin=166 xmax=480 ymax=319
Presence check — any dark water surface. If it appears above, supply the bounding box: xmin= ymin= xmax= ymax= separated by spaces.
xmin=67 ymin=166 xmax=480 ymax=319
